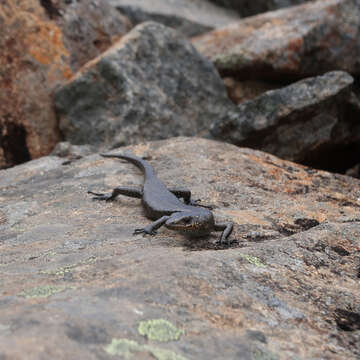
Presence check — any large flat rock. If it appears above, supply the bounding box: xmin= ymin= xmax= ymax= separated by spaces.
xmin=0 ymin=137 xmax=359 ymax=359
xmin=192 ymin=0 xmax=360 ymax=79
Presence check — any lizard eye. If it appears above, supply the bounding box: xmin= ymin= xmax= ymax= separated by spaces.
xmin=183 ymin=218 xmax=191 ymax=224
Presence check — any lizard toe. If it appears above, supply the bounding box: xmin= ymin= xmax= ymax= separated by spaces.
xmin=133 ymin=228 xmax=157 ymax=236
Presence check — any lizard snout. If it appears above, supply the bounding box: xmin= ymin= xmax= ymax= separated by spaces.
xmin=165 ymin=211 xmax=214 ymax=237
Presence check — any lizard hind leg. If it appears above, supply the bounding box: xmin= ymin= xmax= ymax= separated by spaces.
xmin=169 ymin=188 xmax=213 ymax=209
xmin=88 ymin=187 xmax=143 ymax=202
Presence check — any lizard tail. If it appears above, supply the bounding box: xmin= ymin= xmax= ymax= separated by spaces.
xmin=100 ymin=153 xmax=155 ymax=178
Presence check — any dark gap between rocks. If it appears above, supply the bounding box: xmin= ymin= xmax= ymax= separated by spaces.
xmin=334 ymin=309 xmax=360 ymax=331
xmin=294 ymin=218 xmax=320 ymax=231
xmin=40 ymin=0 xmax=62 ymax=19
xmin=0 ymin=121 xmax=31 ymax=168
xmin=301 ymin=142 xmax=360 ymax=176
xmin=219 ymin=67 xmax=314 ymax=84
xmin=330 ymin=246 xmax=350 ymax=257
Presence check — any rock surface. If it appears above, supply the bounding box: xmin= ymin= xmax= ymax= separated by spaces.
xmin=210 ymin=71 xmax=360 ymax=171
xmin=51 ymin=141 xmax=96 ymax=162
xmin=54 ymin=0 xmax=132 ymax=70
xmin=108 ymin=0 xmax=239 ymax=37
xmin=192 ymin=0 xmax=360 ymax=79
xmin=0 ymin=137 xmax=359 ymax=359
xmin=0 ymin=0 xmax=131 ymax=169
xmin=0 ymin=0 xmax=70 ymax=168
xmin=55 ymin=22 xmax=236 ymax=149
xmin=209 ymin=0 xmax=311 ymax=17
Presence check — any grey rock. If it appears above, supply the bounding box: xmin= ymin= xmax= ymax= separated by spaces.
xmin=107 ymin=0 xmax=239 ymax=36
xmin=51 ymin=142 xmax=96 ymax=160
xmin=211 ymin=71 xmax=360 ymax=168
xmin=56 ymin=0 xmax=132 ymax=71
xmin=193 ymin=0 xmax=360 ymax=79
xmin=0 ymin=137 xmax=360 ymax=359
xmin=55 ymin=22 xmax=236 ymax=149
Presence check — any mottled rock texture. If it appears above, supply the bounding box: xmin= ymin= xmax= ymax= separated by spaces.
xmin=193 ymin=0 xmax=360 ymax=79
xmin=0 ymin=137 xmax=359 ymax=359
xmin=0 ymin=0 xmax=70 ymax=168
xmin=211 ymin=71 xmax=360 ymax=172
xmin=108 ymin=0 xmax=239 ymax=37
xmin=0 ymin=0 xmax=131 ymax=169
xmin=55 ymin=0 xmax=132 ymax=70
xmin=55 ymin=22 xmax=235 ymax=149
xmin=209 ymin=0 xmax=311 ymax=17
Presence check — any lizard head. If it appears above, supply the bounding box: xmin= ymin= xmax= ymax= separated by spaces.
xmin=165 ymin=211 xmax=214 ymax=237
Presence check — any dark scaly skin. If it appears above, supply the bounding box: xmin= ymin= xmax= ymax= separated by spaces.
xmin=88 ymin=153 xmax=233 ymax=243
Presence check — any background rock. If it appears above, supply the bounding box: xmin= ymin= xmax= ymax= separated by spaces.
xmin=208 ymin=0 xmax=312 ymax=17
xmin=54 ymin=0 xmax=132 ymax=70
xmin=0 ymin=137 xmax=359 ymax=359
xmin=0 ymin=0 xmax=131 ymax=169
xmin=193 ymin=0 xmax=360 ymax=80
xmin=55 ymin=22 xmax=236 ymax=149
xmin=107 ymin=0 xmax=239 ymax=37
xmin=0 ymin=0 xmax=70 ymax=168
xmin=50 ymin=141 xmax=96 ymax=162
xmin=211 ymin=71 xmax=360 ymax=173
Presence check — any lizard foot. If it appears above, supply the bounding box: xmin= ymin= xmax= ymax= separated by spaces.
xmin=133 ymin=227 xmax=157 ymax=236
xmin=215 ymin=238 xmax=238 ymax=247
xmin=88 ymin=191 xmax=113 ymax=201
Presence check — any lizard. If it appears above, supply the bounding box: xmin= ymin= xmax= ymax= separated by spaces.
xmin=88 ymin=153 xmax=233 ymax=244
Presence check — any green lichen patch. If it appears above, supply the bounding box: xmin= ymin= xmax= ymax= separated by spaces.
xmin=240 ymin=254 xmax=266 ymax=267
xmin=18 ymin=284 xmax=74 ymax=298
xmin=104 ymin=338 xmax=187 ymax=360
xmin=104 ymin=338 xmax=139 ymax=359
xmin=138 ymin=319 xmax=183 ymax=342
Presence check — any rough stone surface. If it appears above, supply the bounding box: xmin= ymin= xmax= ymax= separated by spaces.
xmin=55 ymin=22 xmax=236 ymax=149
xmin=211 ymin=71 xmax=360 ymax=171
xmin=108 ymin=0 xmax=239 ymax=37
xmin=192 ymin=0 xmax=360 ymax=79
xmin=208 ymin=0 xmax=311 ymax=17
xmin=0 ymin=0 xmax=131 ymax=169
xmin=51 ymin=142 xmax=96 ymax=162
xmin=0 ymin=137 xmax=359 ymax=359
xmin=54 ymin=0 xmax=132 ymax=70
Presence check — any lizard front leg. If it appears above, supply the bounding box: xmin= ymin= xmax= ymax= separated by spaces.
xmin=88 ymin=187 xmax=142 ymax=201
xmin=133 ymin=215 xmax=171 ymax=236
xmin=214 ymin=222 xmax=233 ymax=244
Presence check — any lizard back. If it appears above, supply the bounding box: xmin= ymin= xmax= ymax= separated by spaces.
xmin=100 ymin=153 xmax=192 ymax=218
